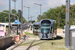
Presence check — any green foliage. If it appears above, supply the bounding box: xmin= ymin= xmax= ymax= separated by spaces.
xmin=37 ymin=5 xmax=75 ymax=28
xmin=68 ymin=17 xmax=75 ymax=26
xmin=25 ymin=32 xmax=33 ymax=35
xmin=29 ymin=20 xmax=35 ymax=23
xmin=0 ymin=9 xmax=26 ymax=23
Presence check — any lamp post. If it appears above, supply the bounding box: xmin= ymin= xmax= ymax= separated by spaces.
xmin=34 ymin=3 xmax=42 ymax=19
xmin=9 ymin=0 xmax=11 ymax=34
xmin=12 ymin=0 xmax=16 ymax=10
xmin=12 ymin=0 xmax=17 ymax=20
xmin=23 ymin=6 xmax=30 ymax=22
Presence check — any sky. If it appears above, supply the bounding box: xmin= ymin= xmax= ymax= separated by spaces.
xmin=0 ymin=0 xmax=75 ymax=21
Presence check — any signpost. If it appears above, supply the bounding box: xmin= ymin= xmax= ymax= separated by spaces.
xmin=15 ymin=20 xmax=20 ymax=34
xmin=15 ymin=20 xmax=20 ymax=24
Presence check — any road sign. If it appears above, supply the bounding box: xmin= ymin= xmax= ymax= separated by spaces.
xmin=15 ymin=20 xmax=20 ymax=24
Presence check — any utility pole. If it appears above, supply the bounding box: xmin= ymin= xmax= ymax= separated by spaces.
xmin=9 ymin=0 xmax=11 ymax=34
xmin=40 ymin=4 xmax=42 ymax=18
xmin=28 ymin=7 xmax=30 ymax=23
xmin=23 ymin=6 xmax=30 ymax=22
xmin=65 ymin=0 xmax=70 ymax=48
xmin=34 ymin=3 xmax=42 ymax=19
xmin=21 ymin=0 xmax=23 ymax=34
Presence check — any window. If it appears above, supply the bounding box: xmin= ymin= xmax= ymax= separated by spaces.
xmin=41 ymin=23 xmax=50 ymax=33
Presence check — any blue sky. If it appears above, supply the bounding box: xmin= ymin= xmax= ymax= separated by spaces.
xmin=0 ymin=0 xmax=75 ymax=21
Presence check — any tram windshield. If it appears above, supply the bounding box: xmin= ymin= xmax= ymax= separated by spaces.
xmin=41 ymin=23 xmax=50 ymax=33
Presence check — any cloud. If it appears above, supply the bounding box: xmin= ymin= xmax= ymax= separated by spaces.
xmin=47 ymin=0 xmax=65 ymax=8
xmin=0 ymin=0 xmax=6 ymax=6
xmin=0 ymin=0 xmax=75 ymax=21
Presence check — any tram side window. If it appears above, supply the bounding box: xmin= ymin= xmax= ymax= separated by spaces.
xmin=51 ymin=27 xmax=54 ymax=33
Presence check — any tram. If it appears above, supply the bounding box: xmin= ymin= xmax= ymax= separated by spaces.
xmin=39 ymin=19 xmax=57 ymax=39
xmin=33 ymin=22 xmax=40 ymax=35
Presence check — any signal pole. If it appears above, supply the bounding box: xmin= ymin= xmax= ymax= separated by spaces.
xmin=65 ymin=0 xmax=70 ymax=48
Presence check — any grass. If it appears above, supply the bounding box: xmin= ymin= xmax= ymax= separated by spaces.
xmin=20 ymin=32 xmax=70 ymax=50
xmin=20 ymin=39 xmax=69 ymax=50
xmin=25 ymin=32 xmax=38 ymax=38
xmin=25 ymin=32 xmax=33 ymax=35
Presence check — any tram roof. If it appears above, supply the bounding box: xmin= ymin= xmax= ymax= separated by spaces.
xmin=40 ymin=19 xmax=56 ymax=22
xmin=40 ymin=19 xmax=56 ymax=25
xmin=33 ymin=19 xmax=56 ymax=26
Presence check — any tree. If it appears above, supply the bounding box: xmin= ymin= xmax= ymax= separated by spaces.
xmin=37 ymin=5 xmax=75 ymax=28
xmin=0 ymin=9 xmax=27 ymax=23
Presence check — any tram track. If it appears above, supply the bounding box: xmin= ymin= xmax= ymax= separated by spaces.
xmin=25 ymin=38 xmax=50 ymax=50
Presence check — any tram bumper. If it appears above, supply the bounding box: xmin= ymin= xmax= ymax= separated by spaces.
xmin=39 ymin=33 xmax=53 ymax=39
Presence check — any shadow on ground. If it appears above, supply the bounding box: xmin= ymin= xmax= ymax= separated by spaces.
xmin=40 ymin=36 xmax=63 ymax=40
xmin=54 ymin=36 xmax=63 ymax=40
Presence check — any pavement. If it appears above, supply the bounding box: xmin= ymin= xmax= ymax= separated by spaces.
xmin=6 ymin=28 xmax=39 ymax=50
xmin=23 ymin=28 xmax=33 ymax=33
xmin=13 ymin=46 xmax=40 ymax=50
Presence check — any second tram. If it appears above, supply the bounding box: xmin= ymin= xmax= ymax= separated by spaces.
xmin=33 ymin=22 xmax=40 ymax=35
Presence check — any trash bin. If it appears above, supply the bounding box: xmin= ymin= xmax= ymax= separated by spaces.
xmin=70 ymin=29 xmax=75 ymax=50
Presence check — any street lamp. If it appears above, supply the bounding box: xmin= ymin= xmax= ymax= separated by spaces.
xmin=12 ymin=0 xmax=17 ymax=10
xmin=24 ymin=6 xmax=30 ymax=22
xmin=34 ymin=3 xmax=42 ymax=19
xmin=12 ymin=0 xmax=17 ymax=20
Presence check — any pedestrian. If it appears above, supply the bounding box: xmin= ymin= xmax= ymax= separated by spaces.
xmin=13 ymin=30 xmax=15 ymax=34
xmin=23 ymin=33 xmax=26 ymax=40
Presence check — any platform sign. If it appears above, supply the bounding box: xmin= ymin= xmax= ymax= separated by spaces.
xmin=15 ymin=20 xmax=20 ymax=24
